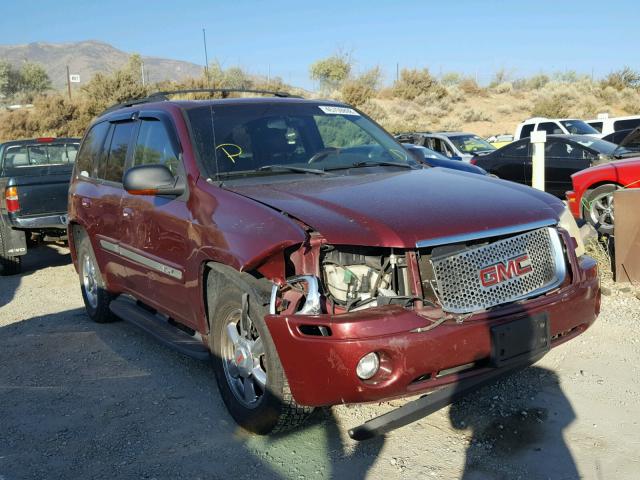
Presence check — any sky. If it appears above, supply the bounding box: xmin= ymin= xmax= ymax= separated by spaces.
xmin=0 ymin=0 xmax=636 ymax=89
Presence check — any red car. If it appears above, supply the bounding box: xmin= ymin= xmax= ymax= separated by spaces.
xmin=567 ymin=157 xmax=640 ymax=234
xmin=67 ymin=90 xmax=600 ymax=439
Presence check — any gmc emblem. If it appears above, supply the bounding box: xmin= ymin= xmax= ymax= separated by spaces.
xmin=480 ymin=254 xmax=533 ymax=287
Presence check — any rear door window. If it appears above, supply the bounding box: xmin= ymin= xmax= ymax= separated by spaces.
xmin=102 ymin=122 xmax=135 ymax=183
xmin=589 ymin=121 xmax=603 ymax=133
xmin=520 ymin=124 xmax=535 ymax=138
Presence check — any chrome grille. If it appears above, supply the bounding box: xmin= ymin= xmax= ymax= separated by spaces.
xmin=430 ymin=227 xmax=565 ymax=314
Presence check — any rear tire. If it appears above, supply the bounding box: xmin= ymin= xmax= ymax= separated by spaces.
xmin=0 ymin=227 xmax=21 ymax=276
xmin=208 ymin=273 xmax=313 ymax=434
xmin=583 ymin=184 xmax=618 ymax=235
xmin=77 ymin=234 xmax=117 ymax=323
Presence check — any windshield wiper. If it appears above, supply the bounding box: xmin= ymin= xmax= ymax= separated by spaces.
xmin=257 ymin=164 xmax=332 ymax=175
xmin=328 ymin=161 xmax=418 ymax=171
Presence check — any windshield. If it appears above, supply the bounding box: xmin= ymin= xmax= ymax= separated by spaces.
xmin=448 ymin=134 xmax=496 ymax=154
xmin=186 ymin=103 xmax=412 ymax=178
xmin=574 ymin=137 xmax=634 ymax=156
xmin=560 ymin=120 xmax=599 ymax=135
xmin=2 ymin=143 xmax=78 ymax=169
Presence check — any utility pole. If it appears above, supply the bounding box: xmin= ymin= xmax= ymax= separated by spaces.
xmin=141 ymin=61 xmax=146 ymax=86
xmin=202 ymin=28 xmax=209 ymax=85
xmin=66 ymin=65 xmax=72 ymax=100
xmin=396 ymin=62 xmax=399 ymax=83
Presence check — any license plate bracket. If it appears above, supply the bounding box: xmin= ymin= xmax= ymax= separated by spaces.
xmin=490 ymin=313 xmax=550 ymax=367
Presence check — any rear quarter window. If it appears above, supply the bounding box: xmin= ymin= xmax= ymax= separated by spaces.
xmin=76 ymin=122 xmax=110 ymax=178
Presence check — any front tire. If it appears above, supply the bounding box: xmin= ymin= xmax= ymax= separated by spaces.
xmin=583 ymin=184 xmax=619 ymax=235
xmin=77 ymin=235 xmax=117 ymax=323
xmin=208 ymin=274 xmax=313 ymax=434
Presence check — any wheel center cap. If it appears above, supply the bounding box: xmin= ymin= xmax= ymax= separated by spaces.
xmin=234 ymin=343 xmax=253 ymax=374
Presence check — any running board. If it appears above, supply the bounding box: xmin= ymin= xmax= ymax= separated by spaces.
xmin=109 ymin=297 xmax=210 ymax=361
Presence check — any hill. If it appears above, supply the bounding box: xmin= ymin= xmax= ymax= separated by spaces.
xmin=0 ymin=40 xmax=204 ymax=89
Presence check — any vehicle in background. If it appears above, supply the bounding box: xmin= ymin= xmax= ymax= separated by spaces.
xmin=471 ymin=134 xmax=638 ymax=198
xmin=514 ymin=117 xmax=601 ymax=140
xmin=67 ymin=90 xmax=598 ymax=439
xmin=402 ymin=143 xmax=488 ymax=175
xmin=566 ymin=129 xmax=640 ymax=234
xmin=395 ymin=131 xmax=496 ymax=162
xmin=602 ymin=129 xmax=633 ymax=145
xmin=601 ymin=127 xmax=640 ymax=152
xmin=486 ymin=134 xmax=513 ymax=148
xmin=586 ymin=114 xmax=640 ymax=136
xmin=0 ymin=137 xmax=80 ymax=275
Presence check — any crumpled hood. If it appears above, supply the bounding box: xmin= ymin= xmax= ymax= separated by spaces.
xmin=225 ymin=169 xmax=565 ymax=247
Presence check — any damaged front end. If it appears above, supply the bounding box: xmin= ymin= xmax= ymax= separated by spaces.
xmin=261 ymin=221 xmax=599 ymax=414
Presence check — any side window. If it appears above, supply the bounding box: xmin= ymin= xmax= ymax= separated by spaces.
xmin=545 ymin=140 xmax=572 ymax=157
xmin=589 ymin=121 xmax=603 ymax=133
xmin=134 ymin=119 xmax=179 ymax=174
xmin=76 ymin=122 xmax=110 ymax=178
xmin=537 ymin=122 xmax=563 ymax=134
xmin=103 ymin=122 xmax=135 ymax=183
xmin=614 ymin=118 xmax=640 ymax=131
xmin=500 ymin=141 xmax=529 ymax=157
xmin=520 ymin=124 xmax=535 ymax=138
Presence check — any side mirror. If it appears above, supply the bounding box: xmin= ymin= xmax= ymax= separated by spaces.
xmin=123 ymin=164 xmax=185 ymax=196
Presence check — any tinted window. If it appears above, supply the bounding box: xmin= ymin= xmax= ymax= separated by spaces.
xmin=589 ymin=121 xmax=603 ymax=133
xmin=613 ymin=118 xmax=640 ymax=131
xmin=103 ymin=122 xmax=134 ymax=183
xmin=500 ymin=141 xmax=529 ymax=157
xmin=134 ymin=119 xmax=179 ymax=174
xmin=520 ymin=124 xmax=535 ymax=138
xmin=76 ymin=122 xmax=110 ymax=177
xmin=537 ymin=122 xmax=563 ymax=134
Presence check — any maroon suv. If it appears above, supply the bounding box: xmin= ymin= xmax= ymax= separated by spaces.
xmin=68 ymin=90 xmax=600 ymax=439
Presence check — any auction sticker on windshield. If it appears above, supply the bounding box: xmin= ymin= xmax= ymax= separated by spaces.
xmin=318 ymin=106 xmax=360 ymax=116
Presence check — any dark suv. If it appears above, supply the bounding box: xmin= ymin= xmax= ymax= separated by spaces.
xmin=68 ymin=90 xmax=600 ymax=439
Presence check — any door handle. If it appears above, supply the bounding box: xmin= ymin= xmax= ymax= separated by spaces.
xmin=81 ymin=198 xmax=91 ymax=208
xmin=123 ymin=207 xmax=134 ymax=218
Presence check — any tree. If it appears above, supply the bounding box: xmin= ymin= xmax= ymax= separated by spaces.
xmin=310 ymin=54 xmax=352 ymax=90
xmin=19 ymin=62 xmax=51 ymax=95
xmin=0 ymin=61 xmax=22 ymax=97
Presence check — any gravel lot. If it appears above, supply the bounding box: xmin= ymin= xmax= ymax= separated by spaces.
xmin=1 ymin=245 xmax=639 ymax=479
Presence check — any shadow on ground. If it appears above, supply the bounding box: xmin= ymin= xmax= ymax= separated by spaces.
xmin=448 ymin=365 xmax=578 ymax=480
xmin=0 ymin=244 xmax=70 ymax=308
xmin=0 ymin=308 xmax=383 ymax=479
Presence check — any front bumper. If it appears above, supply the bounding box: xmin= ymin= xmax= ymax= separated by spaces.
xmin=265 ymin=255 xmax=599 ymax=407
xmin=8 ymin=212 xmax=68 ymax=230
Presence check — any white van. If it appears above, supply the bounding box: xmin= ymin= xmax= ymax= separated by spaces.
xmin=585 ymin=114 xmax=640 ymax=136
xmin=514 ymin=117 xmax=602 ymax=140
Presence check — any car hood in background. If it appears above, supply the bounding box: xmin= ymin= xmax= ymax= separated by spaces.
xmin=225 ymin=169 xmax=564 ymax=248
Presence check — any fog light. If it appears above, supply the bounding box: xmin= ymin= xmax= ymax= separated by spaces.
xmin=356 ymin=352 xmax=380 ymax=380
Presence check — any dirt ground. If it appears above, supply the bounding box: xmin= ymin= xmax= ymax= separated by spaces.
xmin=1 ymin=245 xmax=639 ymax=480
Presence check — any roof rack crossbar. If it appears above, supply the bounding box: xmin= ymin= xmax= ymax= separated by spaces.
xmin=101 ymin=88 xmax=299 ymax=116
xmin=148 ymin=88 xmax=297 ymax=99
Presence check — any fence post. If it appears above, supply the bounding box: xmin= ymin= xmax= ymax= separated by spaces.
xmin=530 ymin=130 xmax=546 ymax=191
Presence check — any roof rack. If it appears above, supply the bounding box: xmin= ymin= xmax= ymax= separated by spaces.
xmin=101 ymin=88 xmax=299 ymax=115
